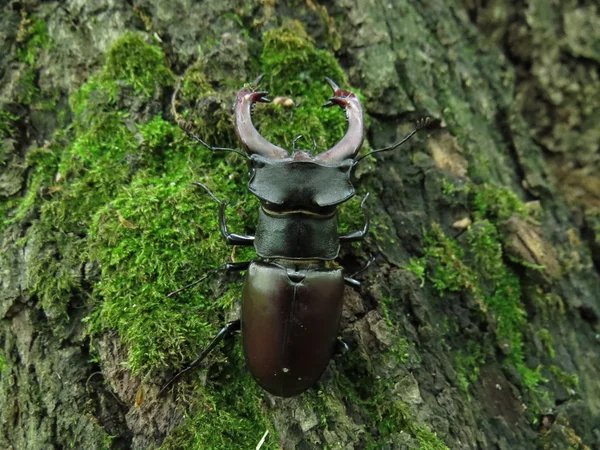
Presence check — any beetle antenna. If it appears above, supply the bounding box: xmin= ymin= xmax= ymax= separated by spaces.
xmin=191 ymin=181 xmax=223 ymax=205
xmin=167 ymin=272 xmax=212 ymax=297
xmin=355 ymin=117 xmax=430 ymax=163
xmin=292 ymin=135 xmax=304 ymax=151
xmin=178 ymin=121 xmax=249 ymax=160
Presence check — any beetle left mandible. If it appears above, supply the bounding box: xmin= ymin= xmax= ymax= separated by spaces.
xmin=161 ymin=75 xmax=429 ymax=397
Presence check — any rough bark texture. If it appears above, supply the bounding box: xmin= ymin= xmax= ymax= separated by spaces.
xmin=1 ymin=1 xmax=599 ymax=449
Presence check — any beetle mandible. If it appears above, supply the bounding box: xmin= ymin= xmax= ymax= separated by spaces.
xmin=161 ymin=75 xmax=428 ymax=397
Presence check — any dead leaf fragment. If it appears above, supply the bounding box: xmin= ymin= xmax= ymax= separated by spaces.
xmin=503 ymin=217 xmax=560 ymax=278
xmin=117 ymin=211 xmax=138 ymax=229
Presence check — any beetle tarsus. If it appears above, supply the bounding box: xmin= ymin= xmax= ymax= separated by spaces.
xmin=334 ymin=339 xmax=350 ymax=357
xmin=343 ymin=257 xmax=376 ymax=288
xmin=159 ymin=320 xmax=241 ymax=396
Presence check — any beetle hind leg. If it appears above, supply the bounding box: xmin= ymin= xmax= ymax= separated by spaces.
xmin=159 ymin=319 xmax=241 ymax=396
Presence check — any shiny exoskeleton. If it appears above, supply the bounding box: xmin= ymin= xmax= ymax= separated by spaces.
xmin=161 ymin=76 xmax=427 ymax=397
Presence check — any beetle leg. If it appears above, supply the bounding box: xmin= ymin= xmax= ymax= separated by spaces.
xmin=192 ymin=182 xmax=255 ymax=246
xmin=344 ymin=276 xmax=361 ymax=288
xmin=334 ymin=339 xmax=350 ymax=357
xmin=217 ymin=202 xmax=255 ymax=246
xmin=159 ymin=319 xmax=241 ymax=396
xmin=339 ymin=193 xmax=370 ymax=243
xmin=167 ymin=261 xmax=250 ymax=297
xmin=343 ymin=257 xmax=376 ymax=288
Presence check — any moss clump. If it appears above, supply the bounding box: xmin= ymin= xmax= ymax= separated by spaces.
xmin=159 ymin=346 xmax=278 ymax=450
xmin=550 ymin=365 xmax=579 ymax=393
xmin=180 ymin=60 xmax=214 ymax=101
xmin=0 ymin=354 xmax=5 ymax=372
xmin=0 ymin=110 xmax=18 ymax=139
xmin=337 ymin=350 xmax=449 ymax=449
xmin=441 ymin=179 xmax=527 ymax=222
xmin=412 ymin=221 xmax=546 ymax=394
xmin=104 ymin=33 xmax=174 ymax=97
xmin=16 ymin=18 xmax=51 ymax=65
xmin=455 ymin=340 xmax=485 ymax=394
xmin=537 ymin=328 xmax=556 ymax=359
xmin=471 ymin=184 xmax=527 ymax=221
xmin=14 ymin=18 xmax=57 ymax=108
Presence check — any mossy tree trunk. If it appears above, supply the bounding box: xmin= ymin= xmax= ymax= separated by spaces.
xmin=1 ymin=1 xmax=599 ymax=449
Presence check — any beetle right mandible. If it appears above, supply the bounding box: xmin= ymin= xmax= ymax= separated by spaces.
xmin=161 ymin=75 xmax=428 ymax=397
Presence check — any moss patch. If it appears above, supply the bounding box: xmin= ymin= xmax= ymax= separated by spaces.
xmin=336 ymin=349 xmax=449 ymax=449
xmin=408 ymin=180 xmax=547 ymax=398
xmin=159 ymin=346 xmax=278 ymax=449
xmin=104 ymin=33 xmax=174 ymax=96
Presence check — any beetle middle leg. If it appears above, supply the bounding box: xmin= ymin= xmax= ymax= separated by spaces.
xmin=339 ymin=193 xmax=370 ymax=243
xmin=159 ymin=319 xmax=241 ymax=396
xmin=344 ymin=257 xmax=375 ymax=287
xmin=167 ymin=261 xmax=250 ymax=297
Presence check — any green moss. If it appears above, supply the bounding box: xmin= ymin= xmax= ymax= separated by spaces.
xmin=337 ymin=350 xmax=448 ymax=449
xmin=404 ymin=257 xmax=426 ymax=287
xmin=180 ymin=60 xmax=214 ymax=102
xmin=104 ymin=33 xmax=174 ymax=96
xmin=0 ymin=110 xmax=18 ymax=139
xmin=416 ymin=221 xmax=546 ymax=395
xmin=537 ymin=328 xmax=555 ymax=359
xmin=471 ymin=184 xmax=526 ymax=221
xmin=14 ymin=19 xmax=56 ymax=108
xmin=16 ymin=18 xmax=51 ymax=65
xmin=258 ymin=20 xmax=369 ymax=154
xmin=455 ymin=340 xmax=485 ymax=394
xmin=550 ymin=365 xmax=579 ymax=393
xmin=159 ymin=346 xmax=278 ymax=450
xmin=422 ymin=223 xmax=479 ymax=295
xmin=0 ymin=354 xmax=5 ymax=372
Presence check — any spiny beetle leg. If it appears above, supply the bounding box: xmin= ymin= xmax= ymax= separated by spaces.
xmin=339 ymin=193 xmax=370 ymax=243
xmin=167 ymin=261 xmax=250 ymax=298
xmin=159 ymin=319 xmax=241 ymax=396
xmin=192 ymin=182 xmax=255 ymax=246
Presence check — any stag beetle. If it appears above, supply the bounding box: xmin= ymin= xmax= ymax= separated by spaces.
xmin=161 ymin=75 xmax=428 ymax=397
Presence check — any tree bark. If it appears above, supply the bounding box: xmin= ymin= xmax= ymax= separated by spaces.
xmin=1 ymin=1 xmax=598 ymax=449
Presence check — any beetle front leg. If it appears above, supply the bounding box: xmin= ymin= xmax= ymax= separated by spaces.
xmin=159 ymin=319 xmax=241 ymax=396
xmin=339 ymin=193 xmax=370 ymax=243
xmin=217 ymin=202 xmax=255 ymax=246
xmin=192 ymin=182 xmax=255 ymax=246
